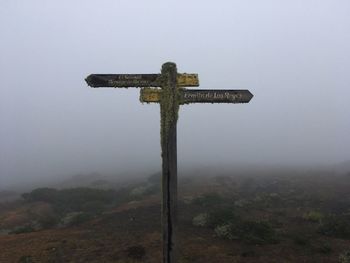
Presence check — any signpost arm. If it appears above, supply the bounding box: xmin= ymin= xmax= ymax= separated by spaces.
xmin=160 ymin=62 xmax=178 ymax=263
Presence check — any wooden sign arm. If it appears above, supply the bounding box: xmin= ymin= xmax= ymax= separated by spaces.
xmin=179 ymin=89 xmax=253 ymax=104
xmin=85 ymin=74 xmax=161 ymax=88
xmin=85 ymin=73 xmax=199 ymax=88
xmin=140 ymin=88 xmax=254 ymax=104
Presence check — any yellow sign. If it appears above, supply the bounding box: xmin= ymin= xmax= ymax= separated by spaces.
xmin=140 ymin=88 xmax=161 ymax=103
xmin=140 ymin=73 xmax=199 ymax=103
xmin=177 ymin=74 xmax=199 ymax=87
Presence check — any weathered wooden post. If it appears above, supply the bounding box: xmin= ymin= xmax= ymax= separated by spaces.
xmin=160 ymin=62 xmax=178 ymax=263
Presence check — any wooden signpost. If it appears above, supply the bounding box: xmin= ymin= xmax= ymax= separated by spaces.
xmin=85 ymin=62 xmax=253 ymax=263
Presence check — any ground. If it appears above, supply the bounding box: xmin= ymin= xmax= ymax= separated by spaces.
xmin=1 ymin=170 xmax=350 ymax=262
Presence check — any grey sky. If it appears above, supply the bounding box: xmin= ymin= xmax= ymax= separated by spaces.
xmin=1 ymin=0 xmax=349 ymax=187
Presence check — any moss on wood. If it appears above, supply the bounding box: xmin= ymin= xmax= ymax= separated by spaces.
xmin=159 ymin=63 xmax=179 ymax=147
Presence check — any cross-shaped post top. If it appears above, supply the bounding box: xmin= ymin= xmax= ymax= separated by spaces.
xmin=85 ymin=62 xmax=253 ymax=105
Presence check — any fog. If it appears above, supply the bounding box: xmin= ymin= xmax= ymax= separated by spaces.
xmin=1 ymin=1 xmax=349 ymax=188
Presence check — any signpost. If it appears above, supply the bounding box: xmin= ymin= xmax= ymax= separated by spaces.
xmin=85 ymin=62 xmax=253 ymax=263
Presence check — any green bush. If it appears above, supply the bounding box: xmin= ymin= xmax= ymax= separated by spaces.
xmin=208 ymin=208 xmax=237 ymax=227
xmin=192 ymin=213 xmax=210 ymax=227
xmin=129 ymin=182 xmax=160 ymax=199
xmin=193 ymin=193 xmax=224 ymax=207
xmin=37 ymin=213 xmax=59 ymax=228
xmin=318 ymin=215 xmax=350 ymax=239
xmin=67 ymin=212 xmax=92 ymax=226
xmin=193 ymin=207 xmax=239 ymax=229
xmin=215 ymin=220 xmax=278 ymax=244
xmin=57 ymin=188 xmax=115 ymax=211
xmin=237 ymin=220 xmax=278 ymax=244
xmin=22 ymin=187 xmax=117 ymax=214
xmin=81 ymin=201 xmax=105 ymax=215
xmin=303 ymin=211 xmax=324 ymax=222
xmin=10 ymin=225 xmax=35 ymax=234
xmin=339 ymin=250 xmax=350 ymax=263
xmin=22 ymin=188 xmax=58 ymax=203
xmin=318 ymin=242 xmax=332 ymax=255
xmin=215 ymin=224 xmax=237 ymax=240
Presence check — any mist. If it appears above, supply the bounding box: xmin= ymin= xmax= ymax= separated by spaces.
xmin=1 ymin=0 xmax=349 ymax=189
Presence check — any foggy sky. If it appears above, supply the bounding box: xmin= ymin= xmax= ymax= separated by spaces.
xmin=1 ymin=0 xmax=349 ymax=188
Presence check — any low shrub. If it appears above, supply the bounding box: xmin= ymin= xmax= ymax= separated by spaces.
xmin=10 ymin=225 xmax=35 ymax=234
xmin=62 ymin=212 xmax=92 ymax=227
xmin=81 ymin=201 xmax=105 ymax=215
xmin=69 ymin=212 xmax=91 ymax=226
xmin=22 ymin=187 xmax=117 ymax=214
xmin=129 ymin=182 xmax=160 ymax=199
xmin=303 ymin=211 xmax=324 ymax=222
xmin=215 ymin=224 xmax=237 ymax=240
xmin=318 ymin=215 xmax=350 ymax=239
xmin=192 ymin=213 xmax=210 ymax=227
xmin=192 ymin=193 xmax=224 ymax=208
xmin=339 ymin=250 xmax=350 ymax=263
xmin=214 ymin=219 xmax=278 ymax=244
xmin=37 ymin=213 xmax=59 ymax=228
xmin=207 ymin=208 xmax=237 ymax=227
xmin=236 ymin=220 xmax=278 ymax=244
xmin=192 ymin=207 xmax=237 ymax=228
xmin=22 ymin=188 xmax=58 ymax=203
xmin=318 ymin=242 xmax=332 ymax=255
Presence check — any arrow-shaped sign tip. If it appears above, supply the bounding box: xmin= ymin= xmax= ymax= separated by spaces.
xmin=85 ymin=74 xmax=95 ymax=87
xmin=247 ymin=90 xmax=254 ymax=102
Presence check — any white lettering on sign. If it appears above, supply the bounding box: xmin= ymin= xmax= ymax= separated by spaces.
xmin=107 ymin=80 xmax=150 ymax=85
xmin=118 ymin=75 xmax=143 ymax=80
xmin=183 ymin=92 xmax=242 ymax=100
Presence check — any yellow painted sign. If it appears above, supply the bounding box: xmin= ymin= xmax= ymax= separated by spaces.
xmin=140 ymin=88 xmax=162 ymax=103
xmin=177 ymin=74 xmax=199 ymax=87
xmin=140 ymin=73 xmax=199 ymax=103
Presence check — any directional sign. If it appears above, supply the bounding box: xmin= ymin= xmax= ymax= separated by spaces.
xmin=86 ymin=73 xmax=199 ymax=88
xmin=85 ymin=74 xmax=160 ymax=88
xmin=140 ymin=88 xmax=253 ymax=104
xmin=180 ymin=89 xmax=253 ymax=104
xmin=140 ymin=88 xmax=162 ymax=103
xmin=176 ymin=74 xmax=199 ymax=87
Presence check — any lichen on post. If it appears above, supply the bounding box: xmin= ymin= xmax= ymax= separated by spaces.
xmin=160 ymin=62 xmax=179 ymax=145
xmin=160 ymin=62 xmax=178 ymax=263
